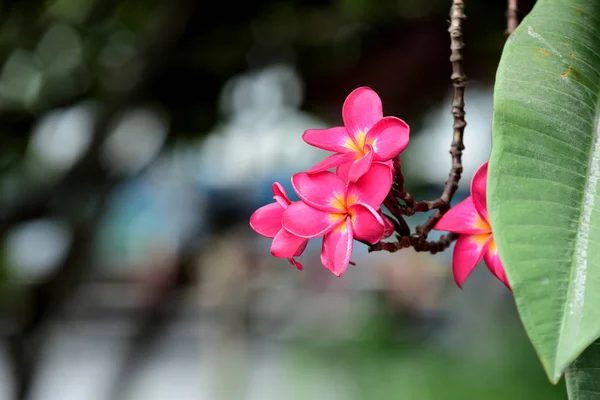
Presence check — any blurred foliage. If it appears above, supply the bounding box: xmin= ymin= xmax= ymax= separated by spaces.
xmin=289 ymin=298 xmax=566 ymax=400
xmin=0 ymin=0 xmax=536 ymax=144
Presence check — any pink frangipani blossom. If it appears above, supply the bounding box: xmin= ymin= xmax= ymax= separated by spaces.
xmin=303 ymin=87 xmax=410 ymax=182
xmin=282 ymin=163 xmax=392 ymax=276
xmin=250 ymin=182 xmax=308 ymax=270
xmin=338 ymin=160 xmax=397 ymax=238
xmin=434 ymin=161 xmax=509 ymax=289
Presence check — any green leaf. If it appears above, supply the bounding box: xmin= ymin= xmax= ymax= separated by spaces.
xmin=488 ymin=0 xmax=600 ymax=384
xmin=566 ymin=339 xmax=600 ymax=399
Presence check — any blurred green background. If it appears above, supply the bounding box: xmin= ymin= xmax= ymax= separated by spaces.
xmin=0 ymin=0 xmax=567 ymax=399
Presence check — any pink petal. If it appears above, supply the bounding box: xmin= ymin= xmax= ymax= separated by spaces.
xmin=434 ymin=196 xmax=491 ymax=234
xmin=287 ymin=257 xmax=304 ymax=270
xmin=348 ymin=203 xmax=385 ymax=244
xmin=366 ymin=117 xmax=410 ymax=161
xmin=471 ymin=161 xmax=489 ymax=223
xmin=250 ymin=203 xmax=284 ymax=238
xmin=346 ymin=162 xmax=393 ymax=208
xmin=274 ymin=196 xmax=289 ymax=209
xmin=272 ymin=182 xmax=291 ymax=208
xmin=307 ymin=152 xmax=356 ymax=174
xmin=385 ymin=159 xmax=394 ymax=174
xmin=321 ymin=218 xmax=354 ymax=276
xmin=320 ymin=243 xmax=329 ymax=271
xmin=271 ymin=228 xmax=309 ymax=258
xmin=335 ymin=161 xmax=352 ymax=181
xmin=347 ymin=145 xmax=374 ymax=182
xmin=342 ymin=87 xmax=383 ymax=136
xmin=272 ymin=182 xmax=287 ymax=199
xmin=282 ymin=201 xmax=341 ymax=238
xmin=382 ymin=214 xmax=395 ymax=238
xmin=484 ymin=240 xmax=511 ymax=289
xmin=294 ymin=239 xmax=308 ymax=257
xmin=292 ymin=171 xmax=345 ymax=212
xmin=452 ymin=233 xmax=492 ymax=288
xmin=337 ymin=158 xmax=388 ymax=182
xmin=303 ymin=126 xmax=352 ymax=153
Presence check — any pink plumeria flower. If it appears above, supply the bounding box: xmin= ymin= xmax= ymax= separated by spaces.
xmin=303 ymin=87 xmax=410 ymax=182
xmin=282 ymin=163 xmax=392 ymax=276
xmin=434 ymin=161 xmax=509 ymax=289
xmin=338 ymin=160 xmax=396 ymax=238
xmin=250 ymin=183 xmax=308 ymax=270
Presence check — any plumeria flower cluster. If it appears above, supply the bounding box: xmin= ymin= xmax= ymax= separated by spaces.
xmin=250 ymin=87 xmax=409 ymax=276
xmin=250 ymin=86 xmax=509 ymax=288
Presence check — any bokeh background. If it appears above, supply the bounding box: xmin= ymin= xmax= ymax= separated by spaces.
xmin=0 ymin=0 xmax=567 ymax=399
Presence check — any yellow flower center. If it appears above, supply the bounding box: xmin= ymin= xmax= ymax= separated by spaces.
xmin=473 ymin=214 xmax=491 ymax=232
xmin=343 ymin=130 xmax=373 ymax=157
xmin=470 ymin=233 xmax=491 ymax=247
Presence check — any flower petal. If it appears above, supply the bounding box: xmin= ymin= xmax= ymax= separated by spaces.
xmin=382 ymin=214 xmax=395 ymax=238
xmin=335 ymin=161 xmax=352 ymax=181
xmin=320 ymin=243 xmax=329 ymax=270
xmin=347 ymin=162 xmax=393 ymax=208
xmin=452 ymin=233 xmax=491 ymax=288
xmin=307 ymin=152 xmax=356 ymax=174
xmin=484 ymin=239 xmax=510 ymax=289
xmin=287 ymin=257 xmax=304 ymax=270
xmin=250 ymin=203 xmax=284 ymax=238
xmin=282 ymin=201 xmax=340 ymax=238
xmin=271 ymin=228 xmax=308 ymax=258
xmin=338 ymin=158 xmax=389 ymax=182
xmin=321 ymin=218 xmax=354 ymax=276
xmin=292 ymin=171 xmax=346 ymax=212
xmin=348 ymin=203 xmax=384 ymax=244
xmin=272 ymin=182 xmax=291 ymax=208
xmin=303 ymin=126 xmax=352 ymax=153
xmin=294 ymin=239 xmax=308 ymax=257
xmin=366 ymin=117 xmax=410 ymax=161
xmin=342 ymin=87 xmax=383 ymax=136
xmin=347 ymin=145 xmax=374 ymax=182
xmin=272 ymin=182 xmax=287 ymax=199
xmin=434 ymin=196 xmax=491 ymax=234
xmin=471 ymin=161 xmax=489 ymax=223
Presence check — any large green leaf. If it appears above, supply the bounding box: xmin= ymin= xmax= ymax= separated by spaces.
xmin=488 ymin=0 xmax=600 ymax=384
xmin=566 ymin=339 xmax=600 ymax=399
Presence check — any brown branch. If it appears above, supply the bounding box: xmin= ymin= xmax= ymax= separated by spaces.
xmin=415 ymin=0 xmax=466 ymax=238
xmin=412 ymin=198 xmax=448 ymax=213
xmin=506 ymin=0 xmax=519 ymax=36
xmin=416 ymin=210 xmax=442 ymax=236
xmin=367 ymin=0 xmax=467 ymax=255
xmin=413 ymin=232 xmax=459 ymax=254
xmin=383 ymin=195 xmax=410 ymax=236
xmin=368 ymin=240 xmax=404 ymax=253
xmin=369 ymin=233 xmax=459 ymax=254
xmin=392 ymin=155 xmax=404 ymax=193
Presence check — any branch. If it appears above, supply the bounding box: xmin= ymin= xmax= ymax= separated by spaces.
xmin=416 ymin=0 xmax=466 ymax=238
xmin=506 ymin=0 xmax=519 ymax=36
xmin=392 ymin=155 xmax=405 ymax=193
xmin=369 ymin=233 xmax=459 ymax=254
xmin=366 ymin=0 xmax=467 ymax=255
